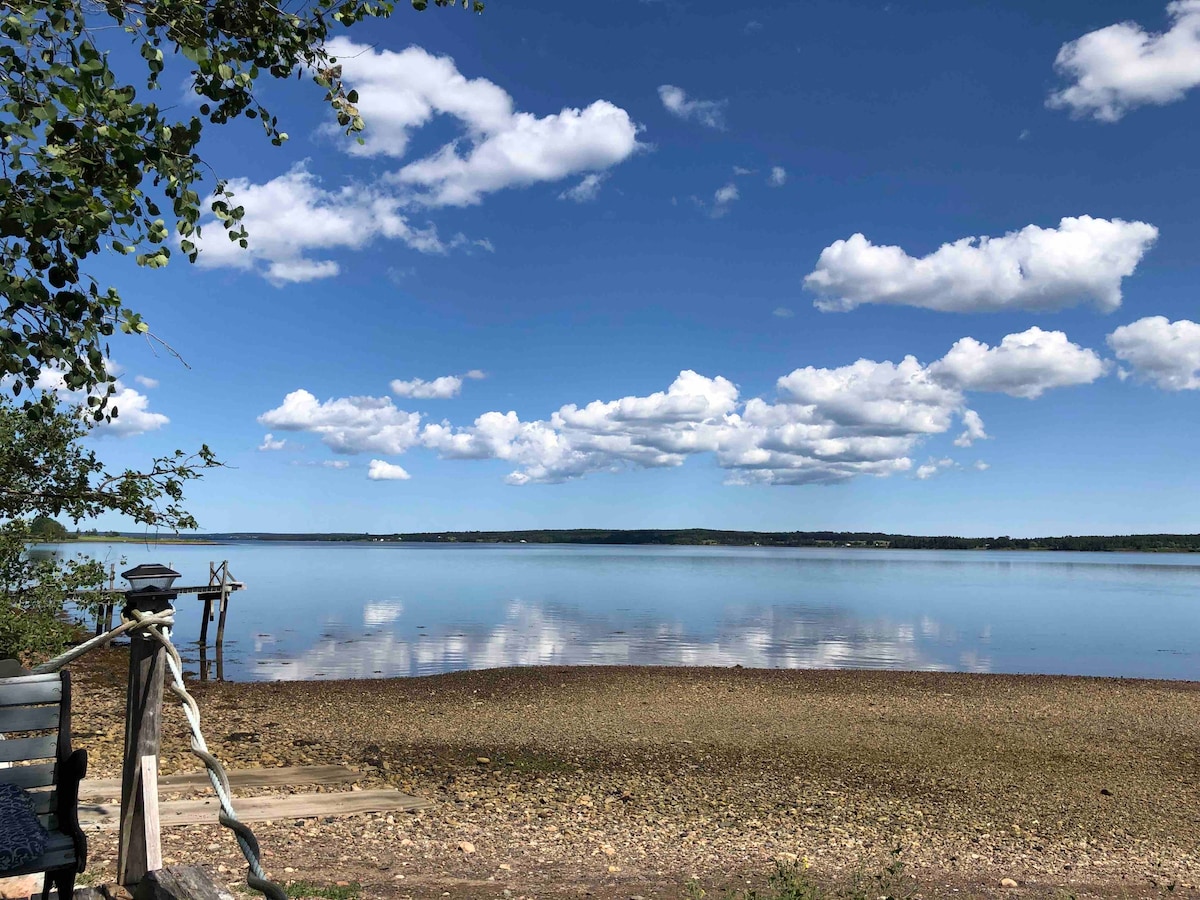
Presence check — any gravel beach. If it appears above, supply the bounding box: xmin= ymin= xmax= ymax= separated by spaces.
xmin=66 ymin=655 xmax=1200 ymax=900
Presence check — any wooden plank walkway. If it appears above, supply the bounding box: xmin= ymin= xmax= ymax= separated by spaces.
xmin=79 ymin=765 xmax=359 ymax=799
xmin=76 ymin=763 xmax=432 ymax=829
xmin=71 ymin=582 xmax=246 ymax=599
xmin=79 ymin=790 xmax=432 ymax=828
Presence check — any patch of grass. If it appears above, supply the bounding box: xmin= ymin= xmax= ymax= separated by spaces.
xmin=686 ymin=849 xmax=912 ymax=900
xmin=284 ymin=881 xmax=361 ymax=900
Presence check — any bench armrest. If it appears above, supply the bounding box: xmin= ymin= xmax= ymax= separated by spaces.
xmin=55 ymin=748 xmax=88 ymax=873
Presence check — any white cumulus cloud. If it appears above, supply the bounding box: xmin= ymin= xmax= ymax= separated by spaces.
xmin=712 ymin=182 xmax=739 ymax=218
xmin=393 ymin=100 xmax=641 ymax=208
xmin=389 ymin=370 xmax=485 ymax=399
xmin=258 ymin=433 xmax=287 ymax=451
xmin=325 ymin=39 xmax=640 ymax=208
xmin=390 ymin=375 xmax=464 ymax=399
xmin=1048 ymin=1 xmax=1200 ymax=121
xmin=27 ymin=369 xmax=168 ymax=437
xmin=930 ymin=327 xmax=1108 ymax=399
xmin=194 ymin=41 xmax=639 ymax=281
xmin=559 ymin=173 xmax=607 ymax=203
xmin=258 ymin=390 xmax=421 ymax=455
xmin=368 ymin=459 xmax=412 ymax=481
xmin=134 ymin=375 xmax=159 ymax=389
xmin=657 ymin=85 xmax=726 ymax=129
xmin=768 ymin=166 xmax=787 ymax=187
xmin=92 ymin=384 xmax=170 ymax=437
xmin=954 ymin=409 xmax=988 ymax=448
xmin=916 ymin=458 xmax=956 ymax=480
xmin=1107 ymin=316 xmax=1200 ymax=389
xmin=267 ymin=330 xmax=1107 ymax=487
xmin=193 ymin=163 xmax=446 ymax=284
xmin=804 ymin=216 xmax=1158 ymax=314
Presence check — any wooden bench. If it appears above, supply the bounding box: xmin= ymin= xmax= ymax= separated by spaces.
xmin=0 ymin=671 xmax=88 ymax=900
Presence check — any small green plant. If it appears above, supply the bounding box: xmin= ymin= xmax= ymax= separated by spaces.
xmin=842 ymin=848 xmax=912 ymax=900
xmin=683 ymin=859 xmax=822 ymax=900
xmin=284 ymin=881 xmax=361 ymax=900
xmin=684 ymin=849 xmax=911 ymax=900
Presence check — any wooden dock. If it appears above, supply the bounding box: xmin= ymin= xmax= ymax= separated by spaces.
xmin=77 ymin=765 xmax=432 ymax=829
xmin=75 ymin=561 xmax=244 ymax=670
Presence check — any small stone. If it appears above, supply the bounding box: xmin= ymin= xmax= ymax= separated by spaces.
xmin=608 ymin=865 xmax=622 ymax=874
xmin=476 ymin=757 xmax=491 ymax=765
xmin=458 ymin=840 xmax=476 ymax=854
xmin=1000 ymin=878 xmax=1019 ymax=888
xmin=1100 ymin=788 xmax=1112 ymax=796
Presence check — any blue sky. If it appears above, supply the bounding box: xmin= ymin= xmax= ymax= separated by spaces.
xmin=79 ymin=0 xmax=1200 ymax=536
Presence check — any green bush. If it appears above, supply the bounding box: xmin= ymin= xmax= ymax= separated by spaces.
xmin=0 ymin=519 xmax=106 ymax=664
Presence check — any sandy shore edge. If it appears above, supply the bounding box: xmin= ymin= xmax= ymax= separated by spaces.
xmin=65 ymin=658 xmax=1200 ymax=899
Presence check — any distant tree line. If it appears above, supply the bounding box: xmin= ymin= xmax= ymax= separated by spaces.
xmin=188 ymin=529 xmax=1200 ymax=553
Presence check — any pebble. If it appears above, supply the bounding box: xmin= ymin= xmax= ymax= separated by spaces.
xmin=458 ymin=840 xmax=477 ymax=854
xmin=1001 ymin=877 xmax=1019 ymax=888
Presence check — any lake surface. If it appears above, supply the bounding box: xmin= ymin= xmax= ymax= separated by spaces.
xmin=50 ymin=541 xmax=1200 ymax=682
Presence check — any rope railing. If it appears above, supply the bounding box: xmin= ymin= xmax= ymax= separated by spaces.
xmin=31 ymin=609 xmax=287 ymax=900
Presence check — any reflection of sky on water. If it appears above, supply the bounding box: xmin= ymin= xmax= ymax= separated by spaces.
xmin=253 ymin=599 xmax=991 ymax=680
xmin=41 ymin=542 xmax=1200 ymax=681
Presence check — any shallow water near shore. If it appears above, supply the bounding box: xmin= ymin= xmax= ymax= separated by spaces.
xmin=50 ymin=541 xmax=1200 ymax=681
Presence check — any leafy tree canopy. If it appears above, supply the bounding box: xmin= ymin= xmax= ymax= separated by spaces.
xmin=1 ymin=395 xmax=219 ymax=528
xmin=1 ymin=0 xmax=481 ymax=411
xmin=28 ymin=513 xmax=67 ymax=540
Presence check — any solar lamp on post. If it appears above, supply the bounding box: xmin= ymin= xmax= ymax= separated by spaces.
xmin=116 ymin=563 xmax=180 ymax=888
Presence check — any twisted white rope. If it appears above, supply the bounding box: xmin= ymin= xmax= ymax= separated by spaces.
xmin=30 ymin=612 xmax=176 ymax=675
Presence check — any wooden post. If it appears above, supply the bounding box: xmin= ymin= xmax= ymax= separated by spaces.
xmin=199 ymin=596 xmax=213 ymax=646
xmin=215 ymin=561 xmax=231 ymax=649
xmin=117 ymin=590 xmax=174 ymax=888
xmin=106 ymin=564 xmax=117 ymax=632
xmin=141 ymin=754 xmax=163 ymax=873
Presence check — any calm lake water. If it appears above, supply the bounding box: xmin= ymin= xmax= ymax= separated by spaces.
xmin=49 ymin=541 xmax=1200 ymax=682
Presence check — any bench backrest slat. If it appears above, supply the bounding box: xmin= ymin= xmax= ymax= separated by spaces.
xmin=0 ymin=734 xmax=57 ymax=763
xmin=0 ymin=705 xmax=61 ymax=734
xmin=0 ymin=677 xmax=62 ymax=707
xmin=0 ymin=760 xmax=57 ymax=790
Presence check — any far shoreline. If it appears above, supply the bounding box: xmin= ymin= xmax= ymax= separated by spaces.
xmin=39 ymin=528 xmax=1200 ymax=554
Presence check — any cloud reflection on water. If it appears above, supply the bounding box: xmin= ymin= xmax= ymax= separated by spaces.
xmin=253 ymin=599 xmax=992 ymax=681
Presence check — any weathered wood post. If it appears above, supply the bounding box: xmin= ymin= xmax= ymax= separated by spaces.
xmin=105 ymin=563 xmax=117 ymax=633
xmin=117 ymin=563 xmax=181 ymax=889
xmin=215 ymin=561 xmax=231 ymax=649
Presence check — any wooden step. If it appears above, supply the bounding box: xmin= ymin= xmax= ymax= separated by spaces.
xmin=79 ymin=765 xmax=359 ymax=799
xmin=79 ymin=789 xmax=432 ymax=828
